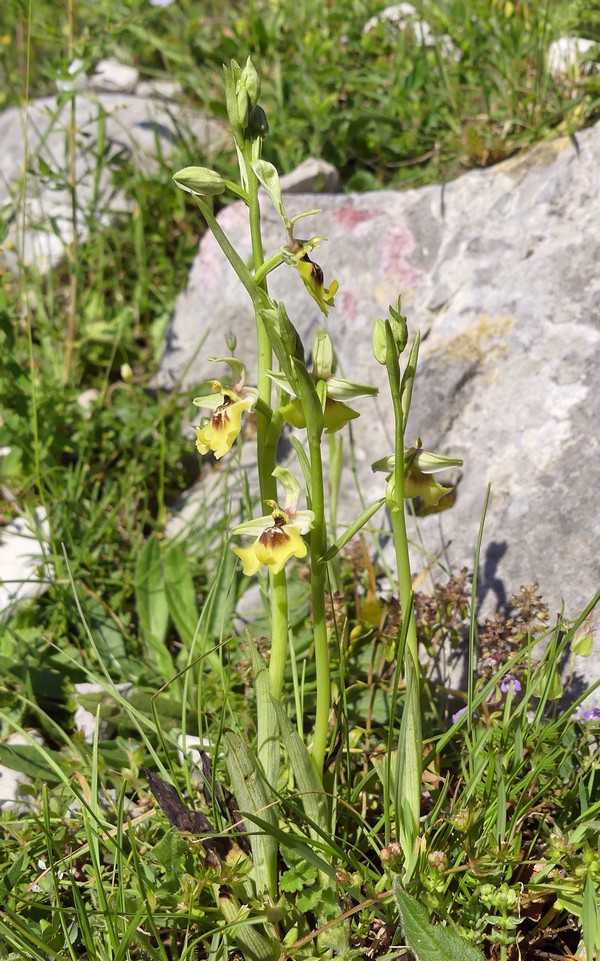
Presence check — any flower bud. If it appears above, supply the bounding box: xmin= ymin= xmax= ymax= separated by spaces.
xmin=389 ymin=297 xmax=408 ymax=353
xmin=312 ymin=329 xmax=335 ymax=381
xmin=236 ymin=86 xmax=250 ymax=130
xmin=172 ymin=166 xmax=225 ymax=197
xmin=241 ymin=57 xmax=261 ymax=113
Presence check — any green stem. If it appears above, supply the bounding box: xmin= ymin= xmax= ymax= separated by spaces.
xmin=243 ymin=141 xmax=290 ymax=710
xmin=385 ymin=323 xmax=421 ymax=881
xmin=253 ymin=251 xmax=285 ymax=287
xmin=269 ymin=570 xmax=289 ymax=700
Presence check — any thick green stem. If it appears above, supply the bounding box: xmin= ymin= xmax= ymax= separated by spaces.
xmin=244 ymin=142 xmax=290 ymax=710
xmin=269 ymin=570 xmax=289 ymax=700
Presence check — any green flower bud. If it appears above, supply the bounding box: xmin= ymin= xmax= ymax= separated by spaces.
xmin=236 ymin=87 xmax=250 ymax=130
xmin=312 ymin=329 xmax=335 ymax=381
xmin=173 ymin=166 xmax=225 ymax=197
xmin=223 ymin=60 xmax=243 ymax=132
xmin=572 ymin=618 xmax=593 ymax=657
xmin=241 ymin=57 xmax=261 ymax=112
xmin=389 ymin=296 xmax=408 ymax=353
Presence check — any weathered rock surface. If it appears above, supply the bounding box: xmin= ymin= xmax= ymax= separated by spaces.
xmin=159 ymin=121 xmax=600 ymax=693
xmin=0 ymin=91 xmax=225 ymax=273
xmin=548 ymin=37 xmax=598 ymax=77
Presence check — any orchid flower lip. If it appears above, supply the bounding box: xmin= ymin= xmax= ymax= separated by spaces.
xmin=232 ymin=501 xmax=315 ymax=576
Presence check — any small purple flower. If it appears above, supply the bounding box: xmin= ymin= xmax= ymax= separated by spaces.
xmin=500 ymin=674 xmax=522 ymax=695
xmin=452 ymin=707 xmax=468 ymax=723
xmin=582 ymin=707 xmax=600 ymax=722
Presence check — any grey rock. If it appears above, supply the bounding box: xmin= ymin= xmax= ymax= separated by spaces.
xmin=363 ymin=3 xmax=458 ymax=59
xmin=0 ymin=92 xmax=225 ymax=273
xmin=548 ymin=37 xmax=598 ymax=77
xmin=279 ymin=157 xmax=341 ymax=194
xmin=89 ymin=58 xmax=140 ymax=93
xmin=136 ymin=78 xmax=184 ymax=100
xmin=73 ymin=682 xmax=133 ymax=742
xmin=0 ymin=508 xmax=52 ymax=620
xmin=0 ymin=731 xmax=44 ymax=812
xmin=160 ymin=123 xmax=600 ymax=698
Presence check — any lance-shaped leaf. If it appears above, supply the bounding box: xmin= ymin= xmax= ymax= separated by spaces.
xmin=223 ymin=731 xmax=278 ymax=898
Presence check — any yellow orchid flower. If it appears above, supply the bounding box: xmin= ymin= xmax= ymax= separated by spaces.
xmin=193 ymin=378 xmax=258 ymax=460
xmin=232 ymin=480 xmax=314 ymax=576
xmin=295 ymin=254 xmax=339 ymax=316
xmin=372 ymin=445 xmax=463 ymax=510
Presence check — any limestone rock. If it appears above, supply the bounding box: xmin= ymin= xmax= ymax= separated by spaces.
xmin=0 ymin=508 xmax=52 ymax=620
xmin=0 ymin=731 xmax=44 ymax=812
xmin=548 ymin=37 xmax=598 ymax=77
xmin=363 ymin=3 xmax=457 ymax=58
xmin=159 ymin=121 xmax=600 ymax=696
xmin=90 ymin=58 xmax=140 ymax=93
xmin=73 ymin=682 xmax=133 ymax=742
xmin=0 ymin=92 xmax=225 ymax=273
xmin=279 ymin=157 xmax=341 ymax=193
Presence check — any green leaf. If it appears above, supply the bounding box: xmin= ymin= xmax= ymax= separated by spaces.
xmin=134 ymin=534 xmax=172 ymax=679
xmin=162 ymin=543 xmax=198 ymax=646
xmin=87 ymin=599 xmax=128 ymax=671
xmin=582 ymin=873 xmax=600 ymax=961
xmin=223 ymin=731 xmax=278 ymax=899
xmin=218 ymin=890 xmax=276 ymax=961
xmin=394 ymin=883 xmax=485 ymax=961
xmin=248 ymin=643 xmax=280 ymax=793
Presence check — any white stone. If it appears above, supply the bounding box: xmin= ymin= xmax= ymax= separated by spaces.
xmin=73 ymin=682 xmax=133 ymax=742
xmin=0 ymin=731 xmax=45 ymax=811
xmin=136 ymin=78 xmax=183 ymax=100
xmin=363 ymin=2 xmax=458 ymax=57
xmin=0 ymin=508 xmax=52 ymax=620
xmin=90 ymin=59 xmax=139 ymax=94
xmin=55 ymin=58 xmax=88 ymax=94
xmin=279 ymin=157 xmax=340 ymax=193
xmin=548 ymin=37 xmax=598 ymax=77
xmin=177 ymin=733 xmax=212 ymax=767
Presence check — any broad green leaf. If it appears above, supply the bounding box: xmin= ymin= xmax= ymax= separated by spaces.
xmin=134 ymin=534 xmax=172 ymax=678
xmin=163 ymin=543 xmax=198 ymax=646
xmin=272 ymin=700 xmax=329 ymax=838
xmin=394 ymin=883 xmax=485 ymax=961
xmin=248 ymin=643 xmax=280 ymax=792
xmin=223 ymin=731 xmax=278 ymax=899
xmin=88 ymin=598 xmax=128 ymax=670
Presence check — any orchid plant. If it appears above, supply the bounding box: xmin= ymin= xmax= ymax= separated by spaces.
xmin=173 ymin=56 xmax=464 ymax=954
